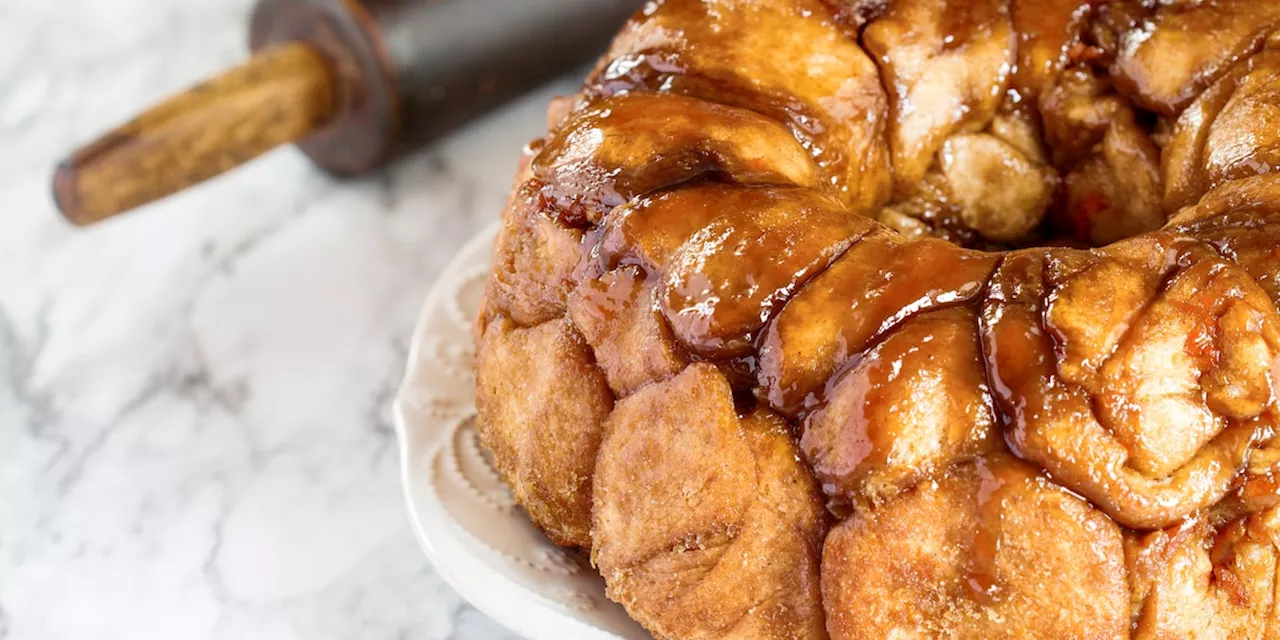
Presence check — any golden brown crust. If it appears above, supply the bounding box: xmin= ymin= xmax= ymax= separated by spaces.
xmin=566 ymin=265 xmax=688 ymax=398
xmin=589 ymin=0 xmax=892 ymax=212
xmin=1128 ymin=509 xmax=1280 ymax=637
xmin=593 ymin=365 xmax=829 ymax=639
xmin=757 ymin=234 xmax=999 ymax=416
xmin=801 ymin=306 xmax=999 ymax=506
xmin=1167 ymin=174 xmax=1280 ymax=307
xmin=1009 ymin=0 xmax=1094 ymax=100
xmin=474 ymin=315 xmax=612 ymax=547
xmin=822 ymin=455 xmax=1129 ymax=639
xmin=981 ymin=242 xmax=1280 ymax=529
xmin=472 ymin=1 xmax=1280 ymax=637
xmin=654 ymin=187 xmax=872 ymax=359
xmin=484 ymin=179 xmax=583 ymax=327
xmin=535 ymin=92 xmax=820 ymax=225
xmin=1163 ymin=48 xmax=1280 ymax=212
xmin=1110 ymin=0 xmax=1280 ymax=117
xmin=862 ymin=0 xmax=1015 ymax=193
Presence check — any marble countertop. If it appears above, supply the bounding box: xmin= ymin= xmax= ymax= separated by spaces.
xmin=0 ymin=1 xmax=573 ymax=637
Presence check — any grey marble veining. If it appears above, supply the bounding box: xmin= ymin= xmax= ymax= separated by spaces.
xmin=0 ymin=1 xmax=571 ymax=637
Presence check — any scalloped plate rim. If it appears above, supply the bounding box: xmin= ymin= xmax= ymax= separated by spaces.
xmin=393 ymin=223 xmax=633 ymax=640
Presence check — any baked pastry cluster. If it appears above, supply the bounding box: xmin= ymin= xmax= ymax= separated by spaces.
xmin=473 ymin=0 xmax=1280 ymax=637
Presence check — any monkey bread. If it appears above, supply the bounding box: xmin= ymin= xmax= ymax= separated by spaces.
xmin=473 ymin=1 xmax=1280 ymax=637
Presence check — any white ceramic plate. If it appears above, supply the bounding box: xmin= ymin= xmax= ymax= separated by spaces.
xmin=394 ymin=224 xmax=650 ymax=640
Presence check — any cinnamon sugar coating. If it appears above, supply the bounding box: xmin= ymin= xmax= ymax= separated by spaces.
xmin=474 ymin=1 xmax=1280 ymax=637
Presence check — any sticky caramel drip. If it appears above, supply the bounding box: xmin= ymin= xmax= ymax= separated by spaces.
xmin=965 ymin=457 xmax=1041 ymax=607
xmin=479 ymin=0 xmax=1280 ymax=625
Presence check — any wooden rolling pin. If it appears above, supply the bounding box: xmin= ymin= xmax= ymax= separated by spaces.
xmin=53 ymin=0 xmax=640 ymax=226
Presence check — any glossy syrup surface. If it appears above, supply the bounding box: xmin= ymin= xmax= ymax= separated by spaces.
xmin=481 ymin=0 xmax=1280 ymax=628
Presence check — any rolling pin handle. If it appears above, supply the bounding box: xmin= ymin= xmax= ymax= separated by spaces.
xmin=52 ymin=42 xmax=336 ymax=226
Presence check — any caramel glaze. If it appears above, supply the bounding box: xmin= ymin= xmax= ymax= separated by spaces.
xmin=800 ymin=305 xmax=1000 ymax=510
xmin=534 ymin=93 xmax=821 ymax=226
xmin=584 ymin=0 xmax=893 ymax=212
xmin=476 ymin=0 xmax=1280 ymax=630
xmin=965 ymin=455 xmax=1042 ymax=607
xmin=1109 ymin=0 xmax=1280 ymax=117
